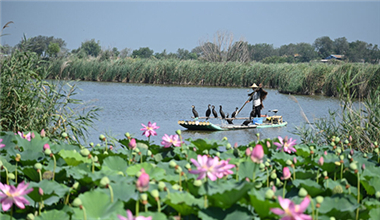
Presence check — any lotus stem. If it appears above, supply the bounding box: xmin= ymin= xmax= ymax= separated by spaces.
xmin=136 ymin=199 xmax=139 ymax=216
xmin=65 ymin=192 xmax=70 ymax=205
xmin=15 ymin=162 xmax=18 ymax=184
xmin=3 ymin=166 xmax=9 ymax=185
xmin=309 ymin=196 xmax=315 ymax=220
xmin=52 ymin=154 xmax=56 ymax=181
xmin=204 ymin=194 xmax=208 ymax=208
xmin=179 ymin=172 xmax=182 ymax=189
xmin=92 ymin=158 xmax=95 ymax=173
xmin=316 ymin=169 xmax=320 ymax=184
xmin=266 ymin=168 xmax=269 ymax=187
xmin=292 ymin=166 xmax=296 ymax=180
xmin=340 ymin=163 xmax=343 ymax=179
xmin=283 ymin=180 xmax=287 ymax=198
xmin=356 ymin=171 xmax=361 ymax=220
xmin=81 ymin=206 xmax=87 ymax=220
xmin=108 ymin=184 xmax=114 ymax=203
xmin=156 ymin=197 xmax=161 ymax=213
xmin=38 ymin=170 xmax=42 ymax=182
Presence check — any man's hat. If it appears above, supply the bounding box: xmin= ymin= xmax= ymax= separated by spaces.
xmin=250 ymin=83 xmax=258 ymax=88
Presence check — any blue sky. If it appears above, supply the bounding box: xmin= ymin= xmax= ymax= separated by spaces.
xmin=1 ymin=0 xmax=380 ymax=53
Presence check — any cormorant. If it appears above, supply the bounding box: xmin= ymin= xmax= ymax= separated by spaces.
xmin=231 ymin=107 xmax=239 ymax=118
xmin=192 ymin=105 xmax=199 ymax=118
xmin=226 ymin=113 xmax=233 ymax=124
xmin=241 ymin=120 xmax=251 ymax=126
xmin=212 ymin=105 xmax=218 ymax=118
xmin=219 ymin=105 xmax=226 ymax=119
xmin=205 ymin=104 xmax=211 ymax=120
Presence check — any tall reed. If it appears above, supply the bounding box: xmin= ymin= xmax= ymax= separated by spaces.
xmin=47 ymin=57 xmax=380 ymax=98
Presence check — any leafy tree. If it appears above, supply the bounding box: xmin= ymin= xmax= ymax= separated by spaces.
xmin=47 ymin=42 xmax=60 ymax=58
xmin=132 ymin=47 xmax=154 ymax=58
xmin=119 ymin=48 xmax=131 ymax=58
xmin=333 ymin=37 xmax=349 ymax=56
xmin=248 ymin=43 xmax=277 ymax=61
xmin=112 ymin=47 xmax=120 ymax=57
xmin=346 ymin=40 xmax=369 ymax=62
xmin=0 ymin=43 xmax=12 ymax=55
xmin=17 ymin=35 xmax=66 ymax=57
xmin=154 ymin=49 xmax=168 ymax=59
xmin=313 ymin=36 xmax=334 ymax=59
xmin=296 ymin=43 xmax=317 ymax=62
xmin=278 ymin=43 xmax=297 ymax=57
xmin=80 ymin=39 xmax=101 ymax=57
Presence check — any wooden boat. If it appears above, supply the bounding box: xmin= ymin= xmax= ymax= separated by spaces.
xmin=178 ymin=115 xmax=287 ymax=131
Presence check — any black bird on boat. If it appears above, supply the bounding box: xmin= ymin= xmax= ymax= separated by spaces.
xmin=192 ymin=105 xmax=199 ymax=118
xmin=212 ymin=105 xmax=218 ymax=118
xmin=219 ymin=105 xmax=226 ymax=119
xmin=226 ymin=113 xmax=233 ymax=124
xmin=231 ymin=107 xmax=239 ymax=118
xmin=241 ymin=120 xmax=251 ymax=126
xmin=205 ymin=104 xmax=211 ymax=120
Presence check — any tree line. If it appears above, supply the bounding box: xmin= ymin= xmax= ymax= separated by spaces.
xmin=1 ymin=31 xmax=379 ymax=64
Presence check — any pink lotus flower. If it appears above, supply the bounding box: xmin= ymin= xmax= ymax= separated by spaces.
xmin=281 ymin=167 xmax=291 ymax=180
xmin=140 ymin=122 xmax=159 ymax=137
xmin=0 ymin=181 xmax=33 ymax=211
xmin=161 ymin=134 xmax=182 ymax=148
xmin=40 ymin=129 xmax=46 ymax=137
xmin=274 ymin=136 xmax=297 ymax=154
xmin=136 ymin=168 xmax=149 ymax=192
xmin=318 ymin=156 xmax=324 ymax=166
xmin=0 ymin=139 xmax=5 ymax=149
xmin=17 ymin=132 xmax=32 ymax=141
xmin=189 ymin=155 xmax=234 ymax=181
xmin=129 ymin=138 xmax=136 ymax=149
xmin=270 ymin=196 xmax=312 ymax=220
xmin=118 ymin=209 xmax=152 ymax=220
xmin=250 ymin=144 xmax=264 ymax=163
xmin=43 ymin=143 xmax=50 ymax=151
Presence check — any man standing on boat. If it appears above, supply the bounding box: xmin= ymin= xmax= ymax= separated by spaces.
xmin=245 ymin=83 xmax=268 ymax=118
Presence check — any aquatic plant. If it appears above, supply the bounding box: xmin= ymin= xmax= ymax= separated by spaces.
xmin=0 ymin=128 xmax=379 ymax=219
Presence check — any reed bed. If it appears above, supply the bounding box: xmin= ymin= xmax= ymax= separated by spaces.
xmin=48 ymin=57 xmax=380 ymax=97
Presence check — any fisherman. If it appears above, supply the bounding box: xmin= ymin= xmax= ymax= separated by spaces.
xmin=245 ymin=83 xmax=268 ymax=119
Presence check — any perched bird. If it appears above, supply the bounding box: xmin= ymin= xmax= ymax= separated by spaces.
xmin=241 ymin=120 xmax=251 ymax=126
xmin=226 ymin=113 xmax=233 ymax=124
xmin=219 ymin=105 xmax=226 ymax=119
xmin=192 ymin=105 xmax=199 ymax=119
xmin=205 ymin=104 xmax=211 ymax=120
xmin=212 ymin=105 xmax=218 ymax=118
xmin=231 ymin=107 xmax=239 ymax=118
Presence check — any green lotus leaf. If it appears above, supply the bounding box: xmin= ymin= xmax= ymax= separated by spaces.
xmin=98 ymin=181 xmax=138 ymax=202
xmin=271 ymin=152 xmax=295 ymax=166
xmin=138 ymin=212 xmax=167 ymax=220
xmin=295 ymin=144 xmax=311 ymax=157
xmin=198 ymin=204 xmax=253 ymax=220
xmin=361 ymin=176 xmax=380 ymax=196
xmin=164 ymin=192 xmax=203 ymax=215
xmin=237 ymin=161 xmax=259 ymax=181
xmin=206 ymin=180 xmax=255 ymax=209
xmin=369 ymin=205 xmax=380 ymax=219
xmin=22 ymin=167 xmax=41 ymax=182
xmin=58 ymin=149 xmax=92 ymax=166
xmin=292 ymin=179 xmax=324 ymax=197
xmin=72 ymin=190 xmax=124 ymax=219
xmin=126 ymin=162 xmax=166 ymax=180
xmin=34 ymin=209 xmax=70 ymax=220
xmin=318 ymin=195 xmax=359 ymax=215
xmin=101 ymin=156 xmax=129 ymax=173
xmin=247 ymin=187 xmax=279 ymax=219
xmin=17 ymin=149 xmax=44 ymax=166
xmin=190 ymin=139 xmax=223 ymax=152
xmin=28 ymin=180 xmax=70 ymax=204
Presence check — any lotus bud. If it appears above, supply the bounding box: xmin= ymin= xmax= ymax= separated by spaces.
xmin=125 ymin=132 xmax=131 ymax=139
xmin=147 ymin=150 xmax=152 ymax=156
xmin=330 ymin=217 xmax=336 ymax=220
xmin=298 ymin=188 xmax=308 ymax=197
xmin=332 ymin=185 xmax=343 ymax=194
xmin=265 ymin=161 xmax=271 ymax=167
xmin=245 ymin=148 xmax=252 ymax=157
xmin=39 ymin=188 xmax=44 ymax=196
xmin=185 ymin=163 xmax=191 ymax=170
xmin=330 ymin=141 xmax=335 ymax=146
xmin=256 ymin=133 xmax=260 ymax=137
xmin=309 ymin=146 xmax=314 ymax=151
xmin=334 ymin=161 xmax=341 ymax=166
xmin=339 ymin=155 xmax=344 ymax=161
xmin=270 ymin=172 xmax=277 ymax=179
xmin=347 ymin=154 xmax=352 ymax=159
xmin=72 ymin=182 xmax=79 ymax=190
xmin=323 ymin=171 xmax=328 ymax=177
xmin=80 ymin=148 xmax=90 ymax=157
xmin=276 ymin=178 xmax=283 ymax=187
xmin=375 ymin=191 xmax=380 ymax=199
xmin=26 ymin=213 xmax=35 ymax=220
xmin=265 ymin=189 xmax=275 ymax=199
xmin=99 ymin=134 xmax=106 ymax=141
xmin=72 ymin=198 xmax=82 ymax=207
xmin=324 ymin=151 xmax=327 ymax=155
xmin=344 ymin=139 xmax=349 ymax=144
xmin=140 ymin=193 xmax=148 ymax=201
xmin=335 ymin=137 xmax=340 ymax=143
xmin=375 ymin=148 xmax=379 ymax=154
xmin=266 ymin=141 xmax=271 ymax=148
xmin=286 ymin=159 xmax=293 ymax=166
xmin=172 ymin=184 xmax=180 ymax=190
xmin=316 ymin=196 xmax=324 ymax=204
xmin=8 ymin=173 xmax=15 ymax=180
xmin=362 ymin=164 xmax=366 ymax=170
xmin=226 ymin=143 xmax=232 ymax=149
xmin=169 ymin=160 xmax=177 ymax=168
xmin=255 ymin=182 xmax=262 ymax=189
xmin=44 ymin=148 xmax=52 ymax=156
xmin=151 ymin=189 xmax=159 ymax=198
xmin=293 ymin=157 xmax=297 ymax=164
xmin=259 ymin=163 xmax=265 ymax=170
xmin=89 ymin=142 xmax=94 ymax=147
xmin=43 ymin=144 xmax=50 ymax=151
xmin=349 ymin=163 xmax=358 ymax=171
xmin=15 ymin=154 xmax=21 ymax=162
xmin=222 ymin=136 xmax=228 ymax=141
xmin=34 ymin=163 xmax=42 ymax=170
xmin=100 ymin=176 xmax=110 ymax=187
xmin=318 ymin=156 xmax=324 ymax=166
xmin=158 ymin=181 xmax=166 ymax=191
xmin=364 ymin=153 xmax=367 ymax=158
xmin=350 ymin=149 xmax=354 ymax=155
xmin=129 ymin=138 xmax=136 ymax=149
xmin=175 ymin=166 xmax=183 ymax=173
xmin=62 ymin=132 xmax=68 ymax=138
xmin=93 ymin=156 xmax=98 ymax=162
xmin=176 ymin=130 xmax=181 ymax=135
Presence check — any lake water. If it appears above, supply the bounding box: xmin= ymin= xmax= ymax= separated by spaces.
xmin=67 ymin=81 xmax=341 ymax=146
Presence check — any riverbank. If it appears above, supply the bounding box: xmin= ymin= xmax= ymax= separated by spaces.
xmin=48 ymin=57 xmax=380 ymax=97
